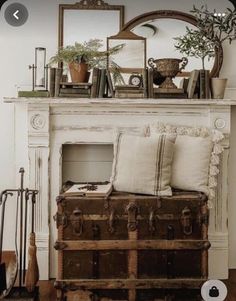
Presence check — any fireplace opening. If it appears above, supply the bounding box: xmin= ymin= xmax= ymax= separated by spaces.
xmin=62 ymin=144 xmax=114 ymax=184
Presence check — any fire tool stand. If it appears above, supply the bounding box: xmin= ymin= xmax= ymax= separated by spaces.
xmin=0 ymin=168 xmax=39 ymax=300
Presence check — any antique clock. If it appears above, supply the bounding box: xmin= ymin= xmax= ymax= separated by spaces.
xmin=128 ymin=73 xmax=143 ymax=87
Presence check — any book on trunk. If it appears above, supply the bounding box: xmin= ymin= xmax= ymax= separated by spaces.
xmin=64 ymin=182 xmax=113 ymax=197
xmin=187 ymin=70 xmax=200 ymax=98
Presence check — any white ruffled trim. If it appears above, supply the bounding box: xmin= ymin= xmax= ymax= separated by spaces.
xmin=150 ymin=122 xmax=225 ymax=207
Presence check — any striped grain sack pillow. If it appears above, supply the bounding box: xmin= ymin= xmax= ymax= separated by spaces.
xmin=111 ymin=133 xmax=176 ymax=196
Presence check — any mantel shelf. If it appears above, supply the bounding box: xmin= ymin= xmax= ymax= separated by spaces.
xmin=4 ymin=97 xmax=236 ymax=106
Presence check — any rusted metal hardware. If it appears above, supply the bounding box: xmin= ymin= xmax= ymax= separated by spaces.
xmin=199 ymin=192 xmax=208 ymax=205
xmin=126 ymin=201 xmax=139 ymax=231
xmin=56 ymin=195 xmax=66 ymax=205
xmin=54 ymin=241 xmax=68 ymax=251
xmin=198 ymin=212 xmax=210 ymax=226
xmin=53 ymin=212 xmax=68 ymax=229
xmin=167 ymin=225 xmax=175 ymax=240
xmin=180 ymin=207 xmax=193 ymax=235
xmin=149 ymin=208 xmax=156 ymax=233
xmin=203 ymin=241 xmax=211 ymax=250
xmin=70 ymin=208 xmax=83 ymax=236
xmin=54 ymin=281 xmax=67 ymax=290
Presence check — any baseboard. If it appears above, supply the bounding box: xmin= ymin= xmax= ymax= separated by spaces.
xmin=209 ymin=233 xmax=229 ymax=279
xmin=35 ymin=232 xmax=49 ymax=280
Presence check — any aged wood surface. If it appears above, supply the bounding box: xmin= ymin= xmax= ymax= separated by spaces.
xmin=4 ymin=97 xmax=236 ymax=106
xmin=54 ymin=279 xmax=206 ymax=289
xmin=128 ymin=230 xmax=138 ymax=301
xmin=54 ymin=240 xmax=210 ymax=250
xmin=36 ymin=271 xmax=236 ymax=301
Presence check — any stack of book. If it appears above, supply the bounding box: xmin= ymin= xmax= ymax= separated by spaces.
xmin=115 ymin=85 xmax=145 ymax=98
xmin=91 ymin=68 xmax=114 ymax=98
xmin=59 ymin=82 xmax=92 ymax=98
xmin=187 ymin=69 xmax=210 ymax=99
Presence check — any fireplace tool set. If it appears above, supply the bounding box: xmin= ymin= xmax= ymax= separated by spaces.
xmin=0 ymin=168 xmax=39 ymax=300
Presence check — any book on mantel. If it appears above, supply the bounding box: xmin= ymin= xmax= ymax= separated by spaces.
xmin=64 ymin=182 xmax=113 ymax=197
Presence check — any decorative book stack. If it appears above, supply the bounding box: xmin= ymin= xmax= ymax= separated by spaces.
xmin=187 ymin=69 xmax=210 ymax=99
xmin=115 ymin=85 xmax=145 ymax=98
xmin=91 ymin=68 xmax=114 ymax=98
xmin=59 ymin=82 xmax=92 ymax=98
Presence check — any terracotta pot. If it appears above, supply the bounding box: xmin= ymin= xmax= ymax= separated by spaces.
xmin=69 ymin=62 xmax=90 ymax=83
xmin=211 ymin=78 xmax=228 ymax=99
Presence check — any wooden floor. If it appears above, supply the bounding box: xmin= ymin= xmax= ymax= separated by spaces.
xmin=38 ymin=270 xmax=236 ymax=301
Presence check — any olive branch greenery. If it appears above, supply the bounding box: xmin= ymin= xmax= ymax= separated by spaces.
xmin=174 ymin=27 xmax=215 ymax=70
xmin=191 ymin=5 xmax=236 ymax=47
xmin=174 ymin=5 xmax=236 ymax=74
xmin=50 ymin=38 xmax=125 ymax=84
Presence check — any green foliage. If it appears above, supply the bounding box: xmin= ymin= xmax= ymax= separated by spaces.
xmin=175 ymin=5 xmax=236 ymax=72
xmin=191 ymin=5 xmax=236 ymax=47
xmin=174 ymin=27 xmax=215 ymax=69
xmin=50 ymin=38 xmax=124 ymax=67
xmin=50 ymin=38 xmax=125 ymax=84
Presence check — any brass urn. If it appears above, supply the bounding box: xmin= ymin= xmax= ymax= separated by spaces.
xmin=148 ymin=57 xmax=188 ymax=89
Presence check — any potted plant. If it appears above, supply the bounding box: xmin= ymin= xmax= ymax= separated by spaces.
xmin=190 ymin=5 xmax=236 ymax=98
xmin=174 ymin=27 xmax=215 ymax=71
xmin=50 ymin=39 xmax=124 ymax=83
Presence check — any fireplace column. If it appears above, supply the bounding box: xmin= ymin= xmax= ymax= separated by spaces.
xmin=28 ymin=104 xmax=50 ymax=280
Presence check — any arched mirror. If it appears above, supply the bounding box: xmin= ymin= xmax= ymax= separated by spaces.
xmin=123 ymin=10 xmax=223 ymax=78
xmin=59 ymin=0 xmax=124 ymax=49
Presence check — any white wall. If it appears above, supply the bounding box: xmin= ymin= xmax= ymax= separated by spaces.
xmin=0 ymin=0 xmax=236 ymax=269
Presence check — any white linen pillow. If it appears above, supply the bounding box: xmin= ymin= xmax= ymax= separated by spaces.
xmin=171 ymin=135 xmax=212 ymax=194
xmin=111 ymin=133 xmax=176 ymax=196
xmin=150 ymin=123 xmax=224 ymax=199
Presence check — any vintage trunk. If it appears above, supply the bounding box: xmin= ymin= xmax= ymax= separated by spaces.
xmin=54 ymin=189 xmax=210 ymax=301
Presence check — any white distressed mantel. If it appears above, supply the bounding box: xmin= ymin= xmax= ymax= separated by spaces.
xmin=4 ymin=97 xmax=236 ymax=280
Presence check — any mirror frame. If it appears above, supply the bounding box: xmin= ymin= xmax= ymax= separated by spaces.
xmin=122 ymin=10 xmax=223 ymax=78
xmin=107 ymin=30 xmax=147 ymax=74
xmin=59 ymin=0 xmax=125 ymax=48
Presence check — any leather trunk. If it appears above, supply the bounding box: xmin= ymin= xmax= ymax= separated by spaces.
xmin=54 ymin=190 xmax=210 ymax=301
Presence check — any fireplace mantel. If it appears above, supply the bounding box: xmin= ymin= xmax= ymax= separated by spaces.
xmin=5 ymin=97 xmax=236 ymax=106
xmin=4 ymin=97 xmax=234 ymax=280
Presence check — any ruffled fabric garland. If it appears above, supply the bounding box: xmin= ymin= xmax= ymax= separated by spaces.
xmin=150 ymin=122 xmax=225 ymax=207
